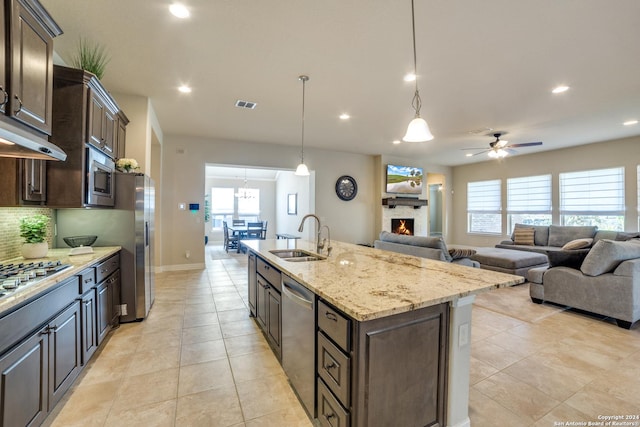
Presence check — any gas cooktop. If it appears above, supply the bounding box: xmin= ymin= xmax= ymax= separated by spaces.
xmin=0 ymin=260 xmax=72 ymax=299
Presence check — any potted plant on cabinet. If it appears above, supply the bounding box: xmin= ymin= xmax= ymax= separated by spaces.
xmin=19 ymin=214 xmax=50 ymax=259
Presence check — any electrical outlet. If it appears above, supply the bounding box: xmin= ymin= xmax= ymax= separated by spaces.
xmin=121 ymin=304 xmax=128 ymax=316
xmin=185 ymin=250 xmax=191 ymax=259
xmin=458 ymin=323 xmax=469 ymax=347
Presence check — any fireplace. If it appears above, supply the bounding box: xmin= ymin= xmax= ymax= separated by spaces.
xmin=391 ymin=219 xmax=414 ymax=235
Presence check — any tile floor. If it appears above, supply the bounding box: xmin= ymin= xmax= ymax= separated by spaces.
xmin=42 ymin=244 xmax=640 ymax=426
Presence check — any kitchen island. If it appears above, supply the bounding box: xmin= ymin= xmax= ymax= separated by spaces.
xmin=245 ymin=239 xmax=524 ymax=427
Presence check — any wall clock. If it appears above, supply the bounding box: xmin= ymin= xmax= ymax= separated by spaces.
xmin=335 ymin=175 xmax=357 ymax=201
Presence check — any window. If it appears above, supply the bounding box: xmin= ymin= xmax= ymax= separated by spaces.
xmin=559 ymin=167 xmax=624 ymax=230
xmin=467 ymin=179 xmax=502 ymax=234
xmin=237 ymin=189 xmax=260 ymax=222
xmin=211 ymin=187 xmax=234 ymax=228
xmin=507 ymin=174 xmax=552 ymax=232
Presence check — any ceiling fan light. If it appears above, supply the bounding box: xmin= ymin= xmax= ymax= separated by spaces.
xmin=403 ymin=117 xmax=434 ymax=142
xmin=295 ymin=162 xmax=310 ymax=176
xmin=487 ymin=150 xmax=498 ymax=159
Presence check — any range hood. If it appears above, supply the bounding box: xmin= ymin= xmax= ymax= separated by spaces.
xmin=0 ymin=121 xmax=67 ymax=161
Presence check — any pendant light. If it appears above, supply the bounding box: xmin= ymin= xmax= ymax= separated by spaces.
xmin=234 ymin=169 xmax=254 ymax=199
xmin=402 ymin=0 xmax=434 ymax=143
xmin=295 ymin=75 xmax=311 ymax=176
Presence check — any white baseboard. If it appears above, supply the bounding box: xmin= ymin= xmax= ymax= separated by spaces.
xmin=159 ymin=263 xmax=205 ymax=272
xmin=448 ymin=417 xmax=471 ymax=427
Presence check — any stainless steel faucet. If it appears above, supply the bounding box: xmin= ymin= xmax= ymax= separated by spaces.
xmin=320 ymin=225 xmax=332 ymax=256
xmin=298 ymin=214 xmax=323 ymax=254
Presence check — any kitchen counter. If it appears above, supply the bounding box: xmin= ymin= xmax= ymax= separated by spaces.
xmin=0 ymin=246 xmax=121 ymax=314
xmin=244 ymin=239 xmax=523 ymax=321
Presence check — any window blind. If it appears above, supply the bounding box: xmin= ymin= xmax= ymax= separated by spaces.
xmin=468 ymin=180 xmax=501 ymax=213
xmin=559 ymin=167 xmax=625 ymax=215
xmin=507 ymin=175 xmax=551 ymax=213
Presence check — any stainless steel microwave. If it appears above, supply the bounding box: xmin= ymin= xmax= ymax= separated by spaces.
xmin=86 ymin=146 xmax=115 ymax=207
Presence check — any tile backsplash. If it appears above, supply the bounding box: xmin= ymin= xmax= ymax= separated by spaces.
xmin=0 ymin=208 xmax=55 ymax=260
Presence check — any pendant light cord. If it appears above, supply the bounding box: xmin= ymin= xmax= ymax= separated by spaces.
xmin=299 ymin=75 xmax=308 ymax=163
xmin=410 ymin=0 xmax=422 ymax=116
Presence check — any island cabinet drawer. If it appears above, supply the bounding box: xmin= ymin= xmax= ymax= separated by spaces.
xmin=95 ymin=254 xmax=119 ymax=283
xmin=257 ymin=257 xmax=281 ymax=291
xmin=318 ymin=331 xmax=350 ymax=407
xmin=318 ymin=300 xmax=351 ymax=352
xmin=78 ymin=268 xmax=96 ymax=294
xmin=318 ymin=378 xmax=350 ymax=427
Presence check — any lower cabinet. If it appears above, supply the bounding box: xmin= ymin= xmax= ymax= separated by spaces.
xmin=0 ymin=326 xmax=49 ymax=427
xmin=254 ymin=256 xmax=282 ymax=360
xmin=248 ymin=252 xmax=257 ymax=316
xmin=96 ymin=269 xmax=120 ymax=345
xmin=80 ymin=290 xmax=98 ymax=364
xmin=48 ymin=301 xmax=82 ymax=410
xmin=0 ymin=300 xmax=82 ymax=427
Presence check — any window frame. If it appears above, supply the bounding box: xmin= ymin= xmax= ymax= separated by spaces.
xmin=467 ymin=179 xmax=502 ymax=235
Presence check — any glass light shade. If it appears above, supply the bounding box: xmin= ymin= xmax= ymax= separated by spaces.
xmin=295 ymin=162 xmax=310 ymax=176
xmin=402 ymin=117 xmax=434 ymax=142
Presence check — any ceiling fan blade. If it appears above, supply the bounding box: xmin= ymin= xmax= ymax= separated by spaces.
xmin=508 ymin=141 xmax=542 ymax=148
xmin=472 ymin=150 xmax=490 ymax=156
xmin=505 ymin=148 xmax=517 ymax=154
xmin=460 ymin=147 xmax=488 ymax=150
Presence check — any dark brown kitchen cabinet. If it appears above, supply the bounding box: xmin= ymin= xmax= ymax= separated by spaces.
xmin=1 ymin=0 xmax=62 ymax=135
xmin=115 ymin=110 xmax=128 ymax=160
xmin=80 ymin=289 xmax=98 ymax=364
xmin=255 ymin=256 xmax=282 ymax=360
xmin=47 ymin=300 xmax=82 ymax=410
xmin=96 ymin=254 xmax=121 ymax=344
xmin=248 ymin=252 xmax=257 ymax=316
xmin=0 ymin=324 xmax=49 ymax=427
xmin=87 ymin=87 xmax=117 ymax=157
xmin=0 ymin=157 xmax=46 ymax=206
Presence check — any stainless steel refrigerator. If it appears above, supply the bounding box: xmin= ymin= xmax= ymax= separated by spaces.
xmin=56 ymin=173 xmax=155 ymax=322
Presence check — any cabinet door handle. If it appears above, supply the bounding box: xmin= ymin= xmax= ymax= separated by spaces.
xmin=13 ymin=95 xmax=22 ymax=114
xmin=324 ymin=362 xmax=337 ymax=370
xmin=325 ymin=312 xmax=338 ymax=321
xmin=84 ymin=278 xmax=93 ymax=284
xmin=0 ymin=87 xmax=7 ymax=107
xmin=39 ymin=327 xmax=51 ymax=336
xmin=324 ymin=412 xmax=336 ymax=421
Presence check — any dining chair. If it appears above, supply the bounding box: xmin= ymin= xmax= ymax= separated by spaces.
xmin=260 ymin=220 xmax=268 ymax=239
xmin=232 ymin=219 xmax=245 ymax=226
xmin=223 ymin=222 xmax=239 ymax=252
xmin=246 ymin=222 xmax=263 ymax=239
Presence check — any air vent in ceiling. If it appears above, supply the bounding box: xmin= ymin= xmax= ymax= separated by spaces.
xmin=235 ymin=100 xmax=257 ymax=109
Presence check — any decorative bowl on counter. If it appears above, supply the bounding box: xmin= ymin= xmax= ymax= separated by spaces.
xmin=63 ymin=235 xmax=98 ymax=247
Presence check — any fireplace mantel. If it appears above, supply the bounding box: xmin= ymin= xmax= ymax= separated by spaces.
xmin=382 ymin=197 xmax=428 ymax=209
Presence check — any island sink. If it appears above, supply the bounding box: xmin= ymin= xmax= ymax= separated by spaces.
xmin=269 ymin=249 xmax=325 ymax=262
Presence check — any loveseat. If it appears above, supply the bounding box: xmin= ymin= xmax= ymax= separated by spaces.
xmin=497 ymin=224 xmax=619 ymax=254
xmin=374 ymin=231 xmax=479 ymax=268
xmin=529 ymin=238 xmax=640 ymax=329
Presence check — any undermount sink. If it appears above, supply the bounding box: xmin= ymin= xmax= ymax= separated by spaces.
xmin=269 ymin=249 xmax=326 ymax=262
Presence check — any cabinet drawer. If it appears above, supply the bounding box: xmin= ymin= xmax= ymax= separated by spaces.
xmin=257 ymin=257 xmax=281 ymax=291
xmin=78 ymin=268 xmax=96 ymax=294
xmin=317 ymin=378 xmax=350 ymax=427
xmin=318 ymin=300 xmax=351 ymax=352
xmin=318 ymin=331 xmax=350 ymax=407
xmin=95 ymin=254 xmax=119 ymax=283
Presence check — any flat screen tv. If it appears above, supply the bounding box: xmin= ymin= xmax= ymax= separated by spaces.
xmin=386 ymin=164 xmax=423 ymax=194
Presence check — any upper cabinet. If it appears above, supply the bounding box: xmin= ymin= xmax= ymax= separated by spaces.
xmin=1 ymin=0 xmax=62 ymax=135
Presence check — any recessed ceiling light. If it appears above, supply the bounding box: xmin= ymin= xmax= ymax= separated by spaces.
xmin=392 ymin=140 xmax=402 ymax=145
xmin=178 ymin=85 xmax=192 ymax=93
xmin=552 ymin=85 xmax=570 ymax=94
xmin=623 ymin=120 xmax=638 ymax=126
xmin=403 ymin=73 xmax=416 ymax=82
xmin=169 ymin=3 xmax=190 ymax=18
xmin=339 ymin=113 xmax=350 ymax=120
xmin=465 ymin=153 xmax=473 ymax=157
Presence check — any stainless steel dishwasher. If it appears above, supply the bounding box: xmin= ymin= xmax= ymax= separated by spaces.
xmin=281 ymin=273 xmax=316 ymax=417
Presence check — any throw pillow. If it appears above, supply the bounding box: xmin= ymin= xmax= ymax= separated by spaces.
xmin=561 ymin=238 xmax=593 ymax=250
xmin=580 ymin=239 xmax=640 ymax=276
xmin=513 ymin=227 xmax=535 ymax=246
xmin=448 ymin=248 xmax=477 ymax=260
xmin=615 ymin=232 xmax=640 ymax=241
xmin=547 ymin=251 xmax=588 ymax=269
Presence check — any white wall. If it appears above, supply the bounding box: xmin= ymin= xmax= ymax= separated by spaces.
xmin=450 ymin=135 xmax=640 ymax=247
xmin=160 ymin=134 xmax=377 ymax=269
xmin=275 ymin=171 xmax=313 ymax=237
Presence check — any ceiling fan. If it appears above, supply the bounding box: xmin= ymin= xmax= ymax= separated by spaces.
xmin=461 ymin=133 xmax=543 ymax=158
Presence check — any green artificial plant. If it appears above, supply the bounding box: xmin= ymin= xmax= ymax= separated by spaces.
xmin=19 ymin=214 xmax=49 ymax=244
xmin=71 ymin=38 xmax=110 ymax=79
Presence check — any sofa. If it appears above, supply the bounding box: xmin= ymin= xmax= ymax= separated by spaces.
xmin=496 ymin=224 xmax=619 ymax=254
xmin=374 ymin=231 xmax=479 ymax=268
xmin=529 ymin=237 xmax=640 ymax=329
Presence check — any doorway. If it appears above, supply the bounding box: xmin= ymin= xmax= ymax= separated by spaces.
xmin=427 ymin=173 xmax=445 ymax=237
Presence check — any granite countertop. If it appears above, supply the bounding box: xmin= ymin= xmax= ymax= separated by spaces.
xmin=0 ymin=246 xmax=121 ymax=314
xmin=244 ymin=239 xmax=524 ymax=321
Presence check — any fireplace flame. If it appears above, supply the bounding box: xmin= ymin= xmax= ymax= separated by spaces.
xmin=396 ymin=220 xmax=411 ymax=235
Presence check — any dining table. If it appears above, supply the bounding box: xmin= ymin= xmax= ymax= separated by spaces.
xmin=228 ymin=224 xmax=263 ymax=252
